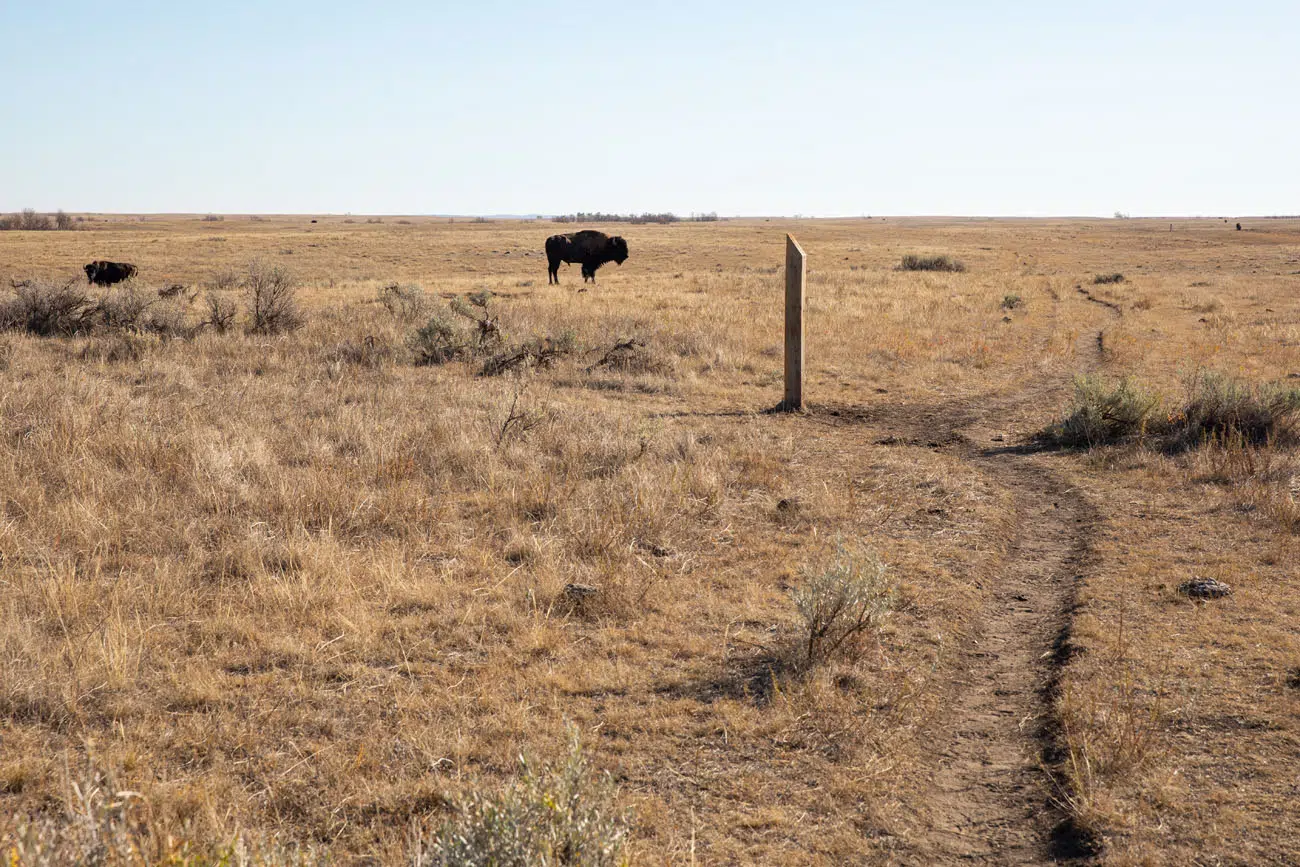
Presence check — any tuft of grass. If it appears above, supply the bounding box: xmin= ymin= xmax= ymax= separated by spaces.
xmin=419 ymin=734 xmax=630 ymax=867
xmin=325 ymin=335 xmax=394 ymax=369
xmin=1001 ymin=293 xmax=1023 ymax=310
xmin=78 ymin=333 xmax=151 ymax=364
xmin=1093 ymin=273 xmax=1125 ymax=285
xmin=793 ymin=542 xmax=896 ymax=665
xmin=1055 ymin=608 xmax=1168 ymax=847
xmin=898 ymin=254 xmax=965 ymax=273
xmin=206 ymin=268 xmax=241 ymax=292
xmin=1 ymin=763 xmax=317 ymax=866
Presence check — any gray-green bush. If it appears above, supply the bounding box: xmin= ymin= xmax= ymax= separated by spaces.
xmin=1167 ymin=370 xmax=1300 ymax=450
xmin=419 ymin=736 xmax=630 ymax=867
xmin=898 ymin=254 xmax=966 ymax=273
xmin=793 ymin=542 xmax=896 ymax=664
xmin=379 ymin=282 xmax=431 ymax=321
xmin=1040 ymin=375 xmax=1160 ymax=447
xmin=410 ymin=313 xmax=469 ymax=365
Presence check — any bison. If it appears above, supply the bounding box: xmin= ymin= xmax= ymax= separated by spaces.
xmin=545 ymin=230 xmax=628 ymax=285
xmin=84 ymin=261 xmax=138 ymax=286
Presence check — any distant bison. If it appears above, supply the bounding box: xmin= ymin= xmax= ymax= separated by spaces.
xmin=84 ymin=260 xmax=137 ymax=286
xmin=545 ymin=230 xmax=628 ymax=285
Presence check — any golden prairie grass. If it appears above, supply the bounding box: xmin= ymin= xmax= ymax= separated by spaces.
xmin=1 ymin=215 xmax=1299 ymax=863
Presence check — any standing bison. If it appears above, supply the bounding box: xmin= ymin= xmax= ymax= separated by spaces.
xmin=84 ymin=261 xmax=138 ymax=286
xmin=545 ymin=230 xmax=628 ymax=285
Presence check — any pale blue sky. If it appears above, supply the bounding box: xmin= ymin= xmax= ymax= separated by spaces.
xmin=2 ymin=1 xmax=1295 ymax=216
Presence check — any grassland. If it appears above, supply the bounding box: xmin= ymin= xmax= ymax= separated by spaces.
xmin=2 ymin=214 xmax=1299 ymax=864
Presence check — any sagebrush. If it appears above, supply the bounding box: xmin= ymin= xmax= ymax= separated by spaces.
xmin=419 ymin=736 xmax=631 ymax=867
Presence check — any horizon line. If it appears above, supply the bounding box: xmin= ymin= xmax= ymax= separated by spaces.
xmin=6 ymin=211 xmax=1293 ymax=221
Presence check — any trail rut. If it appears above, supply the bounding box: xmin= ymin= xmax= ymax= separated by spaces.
xmin=916 ymin=435 xmax=1097 ymax=864
xmin=871 ymin=327 xmax=1112 ymax=864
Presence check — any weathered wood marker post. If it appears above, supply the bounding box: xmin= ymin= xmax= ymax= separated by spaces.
xmin=779 ymin=234 xmax=806 ymax=411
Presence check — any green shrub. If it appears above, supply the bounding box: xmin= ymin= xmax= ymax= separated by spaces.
xmin=898 ymin=254 xmax=965 ymax=273
xmin=793 ymin=542 xmax=896 ymax=665
xmin=1002 ymin=294 xmax=1023 ymax=310
xmin=1041 ymin=375 xmax=1159 ymax=447
xmin=421 ymin=735 xmax=630 ymax=867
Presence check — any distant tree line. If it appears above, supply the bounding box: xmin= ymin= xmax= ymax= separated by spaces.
xmin=0 ymin=208 xmax=77 ymax=230
xmin=551 ymin=212 xmax=720 ymax=224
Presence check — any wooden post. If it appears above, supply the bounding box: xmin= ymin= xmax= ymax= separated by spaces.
xmin=781 ymin=234 xmax=806 ymax=411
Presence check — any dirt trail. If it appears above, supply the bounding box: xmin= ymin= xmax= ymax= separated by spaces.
xmin=873 ymin=324 xmax=1112 ymax=864
xmin=917 ymin=434 xmax=1096 ymax=864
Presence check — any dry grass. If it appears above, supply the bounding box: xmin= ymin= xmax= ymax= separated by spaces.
xmin=2 ymin=215 xmax=1300 ymax=863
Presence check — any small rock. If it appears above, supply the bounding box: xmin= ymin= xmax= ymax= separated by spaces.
xmin=991 ymin=434 xmax=1005 ymax=442
xmin=563 ymin=583 xmax=599 ymax=600
xmin=636 ymin=540 xmax=672 ymax=557
xmin=1178 ymin=577 xmax=1232 ymax=599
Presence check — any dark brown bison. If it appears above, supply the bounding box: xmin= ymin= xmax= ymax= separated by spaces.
xmin=84 ymin=261 xmax=137 ymax=286
xmin=545 ymin=230 xmax=628 ymax=285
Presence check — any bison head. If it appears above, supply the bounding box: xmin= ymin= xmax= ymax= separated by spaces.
xmin=84 ymin=263 xmax=98 ymax=283
xmin=609 ymin=236 xmax=628 ymax=265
